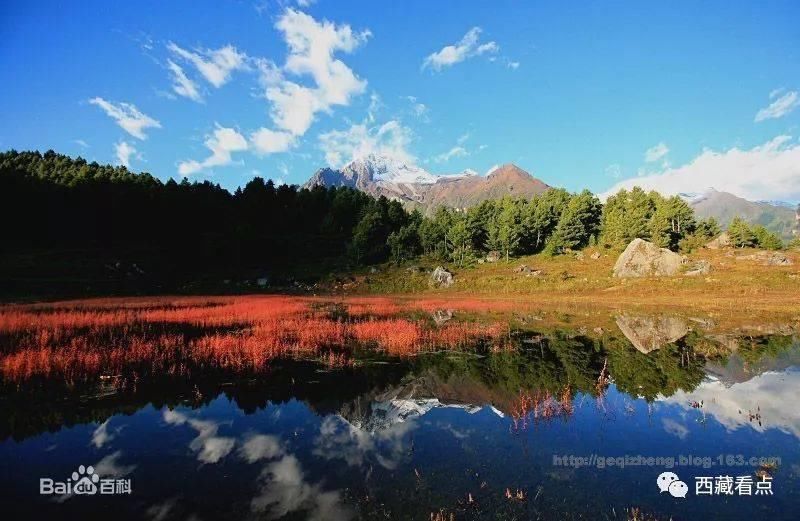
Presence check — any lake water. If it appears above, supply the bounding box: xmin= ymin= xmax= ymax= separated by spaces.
xmin=0 ymin=296 xmax=798 ymax=520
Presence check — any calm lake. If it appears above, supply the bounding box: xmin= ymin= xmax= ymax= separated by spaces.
xmin=0 ymin=296 xmax=798 ymax=520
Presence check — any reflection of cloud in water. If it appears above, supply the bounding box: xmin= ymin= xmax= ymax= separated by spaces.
xmin=249 ymin=451 xmax=353 ymax=521
xmin=314 ymin=415 xmax=415 ymax=470
xmin=146 ymin=498 xmax=178 ymax=521
xmin=662 ymin=418 xmax=689 ymax=439
xmin=661 ymin=368 xmax=800 ymax=438
xmin=94 ymin=449 xmax=137 ymax=477
xmin=163 ymin=409 xmax=235 ymax=463
xmin=51 ymin=450 xmax=136 ymax=503
xmin=239 ymin=434 xmax=284 ymax=463
xmin=91 ymin=420 xmax=114 ymax=448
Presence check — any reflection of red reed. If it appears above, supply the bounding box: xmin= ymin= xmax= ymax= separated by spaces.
xmin=509 ymin=385 xmax=574 ymax=431
xmin=0 ymin=296 xmax=507 ymax=382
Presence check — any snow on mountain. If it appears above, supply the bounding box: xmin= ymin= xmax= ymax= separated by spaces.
xmin=485 ymin=164 xmax=500 ymax=176
xmin=350 ymin=398 xmax=500 ymax=434
xmin=343 ymin=154 xmax=438 ymax=185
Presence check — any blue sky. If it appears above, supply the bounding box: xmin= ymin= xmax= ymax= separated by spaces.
xmin=1 ymin=0 xmax=799 ymax=200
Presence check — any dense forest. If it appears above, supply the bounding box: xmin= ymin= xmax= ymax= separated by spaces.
xmin=0 ymin=150 xmax=789 ymax=296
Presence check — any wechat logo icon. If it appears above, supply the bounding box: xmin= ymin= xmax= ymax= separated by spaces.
xmin=657 ymin=471 xmax=688 ymax=498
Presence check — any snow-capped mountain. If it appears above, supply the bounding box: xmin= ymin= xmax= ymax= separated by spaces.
xmin=342 ymin=154 xmax=438 ymax=185
xmin=304 ymin=155 xmax=550 ymax=212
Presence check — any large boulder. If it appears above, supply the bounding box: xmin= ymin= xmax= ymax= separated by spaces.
xmin=613 ymin=238 xmax=685 ymax=278
xmin=429 ymin=266 xmax=454 ymax=288
xmin=706 ymin=232 xmax=731 ymax=249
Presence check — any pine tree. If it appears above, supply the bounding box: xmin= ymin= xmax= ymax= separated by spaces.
xmin=727 ymin=217 xmax=755 ymax=248
xmin=752 ymin=225 xmax=783 ymax=250
xmin=550 ymin=190 xmax=602 ymax=252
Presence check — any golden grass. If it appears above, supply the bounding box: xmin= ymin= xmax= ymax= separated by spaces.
xmin=354 ymin=247 xmax=800 ymax=315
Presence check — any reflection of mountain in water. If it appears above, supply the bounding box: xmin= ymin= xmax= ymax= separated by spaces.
xmin=2 ymin=320 xmax=797 ymax=441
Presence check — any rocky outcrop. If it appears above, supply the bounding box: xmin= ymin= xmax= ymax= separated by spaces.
xmin=612 ymin=239 xmax=685 ymax=277
xmin=735 ymin=252 xmax=794 ymax=266
xmin=705 ymin=232 xmax=731 ymax=249
xmin=684 ymin=260 xmax=711 ymax=276
xmin=429 ymin=266 xmax=454 ymax=288
xmin=615 ymin=314 xmax=691 ymax=354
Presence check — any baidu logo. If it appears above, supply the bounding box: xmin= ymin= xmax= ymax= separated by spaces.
xmin=40 ymin=464 xmax=131 ymax=496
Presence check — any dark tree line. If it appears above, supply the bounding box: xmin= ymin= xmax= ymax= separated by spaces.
xmin=0 ymin=150 xmax=410 ymax=293
xmin=0 ymin=150 xmax=787 ymax=295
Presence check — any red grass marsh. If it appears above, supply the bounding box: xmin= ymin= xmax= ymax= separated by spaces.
xmin=0 ymin=295 xmax=798 ymax=520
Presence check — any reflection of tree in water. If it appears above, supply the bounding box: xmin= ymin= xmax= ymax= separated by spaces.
xmin=603 ymin=335 xmax=706 ymax=402
xmin=1 ymin=325 xmax=795 ymax=441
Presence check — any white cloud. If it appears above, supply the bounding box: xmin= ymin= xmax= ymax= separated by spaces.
xmin=605 ymin=163 xmax=622 ymax=179
xmin=507 ymin=60 xmax=520 ymax=70
xmin=319 ymin=120 xmax=415 ymax=168
xmin=115 ymin=141 xmax=138 ymax=168
xmin=434 ymin=146 xmax=468 ymax=163
xmin=404 ymin=95 xmax=428 ymax=119
xmin=248 ymin=9 xmax=370 ymax=157
xmin=601 ymin=135 xmax=800 ymax=202
xmin=755 ymin=90 xmax=799 ymax=122
xmin=74 ymin=139 xmax=89 ymax=149
xmin=167 ymin=42 xmax=247 ymax=88
xmin=178 ymin=125 xmax=249 ymax=175
xmin=250 ymin=128 xmax=296 ymax=154
xmin=422 ymin=27 xmax=499 ymax=71
xmin=265 ymin=80 xmax=323 ymax=136
xmin=166 ymin=59 xmax=203 ymax=102
xmin=367 ymin=92 xmax=382 ymax=123
xmin=644 ymin=142 xmax=669 ymax=163
xmin=89 ymin=97 xmax=161 ymax=140
xmin=262 ymin=8 xmax=369 ymax=137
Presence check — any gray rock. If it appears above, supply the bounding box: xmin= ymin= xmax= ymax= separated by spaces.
xmin=429 ymin=266 xmax=454 ymax=288
xmin=612 ymin=238 xmax=685 ymax=277
xmin=485 ymin=251 xmax=501 ymax=263
xmin=735 ymin=251 xmax=793 ymax=266
xmin=590 ymin=252 xmax=601 ymax=260
xmin=706 ymin=232 xmax=731 ymax=249
xmin=684 ymin=260 xmax=711 ymax=276
xmin=431 ymin=309 xmax=454 ymax=325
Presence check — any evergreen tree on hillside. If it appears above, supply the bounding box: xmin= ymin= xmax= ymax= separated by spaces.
xmin=522 ymin=188 xmax=571 ymax=252
xmin=727 ymin=217 xmax=756 ymax=248
xmin=549 ymin=190 xmax=602 ymax=253
xmin=600 ymin=187 xmax=655 ymax=247
xmin=446 ymin=213 xmax=472 ymax=266
xmin=649 ymin=195 xmax=695 ymax=250
xmin=496 ymin=197 xmax=523 ymax=261
xmin=752 ymin=225 xmax=783 ymax=250
xmin=695 ymin=217 xmax=721 ymax=239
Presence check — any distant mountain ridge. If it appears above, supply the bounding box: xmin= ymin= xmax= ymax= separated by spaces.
xmin=304 ymin=154 xmax=550 ymax=212
xmin=685 ymin=189 xmax=797 ymax=239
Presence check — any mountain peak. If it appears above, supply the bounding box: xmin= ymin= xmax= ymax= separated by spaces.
xmin=342 ymin=154 xmax=437 ymax=185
